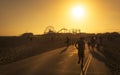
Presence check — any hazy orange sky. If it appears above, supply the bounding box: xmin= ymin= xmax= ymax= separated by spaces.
xmin=0 ymin=0 xmax=120 ymax=36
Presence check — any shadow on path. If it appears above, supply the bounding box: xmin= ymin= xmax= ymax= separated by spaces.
xmin=59 ymin=47 xmax=68 ymax=54
xmin=90 ymin=48 xmax=106 ymax=63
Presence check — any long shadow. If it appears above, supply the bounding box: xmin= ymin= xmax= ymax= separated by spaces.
xmin=90 ymin=49 xmax=106 ymax=63
xmin=90 ymin=48 xmax=120 ymax=74
xmin=59 ymin=47 xmax=68 ymax=54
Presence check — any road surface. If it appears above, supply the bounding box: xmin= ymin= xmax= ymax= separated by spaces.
xmin=0 ymin=45 xmax=111 ymax=75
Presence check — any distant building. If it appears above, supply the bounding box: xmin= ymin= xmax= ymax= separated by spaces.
xmin=21 ymin=32 xmax=34 ymax=37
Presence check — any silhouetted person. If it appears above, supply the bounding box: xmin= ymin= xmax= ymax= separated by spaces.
xmin=87 ymin=36 xmax=91 ymax=50
xmin=65 ymin=37 xmax=70 ymax=47
xmin=75 ymin=37 xmax=85 ymax=64
xmin=96 ymin=36 xmax=103 ymax=50
xmin=29 ymin=36 xmax=33 ymax=41
xmin=90 ymin=36 xmax=96 ymax=50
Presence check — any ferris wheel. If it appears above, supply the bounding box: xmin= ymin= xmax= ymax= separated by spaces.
xmin=44 ymin=26 xmax=55 ymax=34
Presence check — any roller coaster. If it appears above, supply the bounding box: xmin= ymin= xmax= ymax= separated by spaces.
xmin=44 ymin=25 xmax=80 ymax=34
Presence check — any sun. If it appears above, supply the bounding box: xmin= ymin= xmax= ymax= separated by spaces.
xmin=71 ymin=5 xmax=85 ymax=20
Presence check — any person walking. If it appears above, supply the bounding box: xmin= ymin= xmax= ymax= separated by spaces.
xmin=90 ymin=36 xmax=96 ymax=50
xmin=65 ymin=37 xmax=70 ymax=47
xmin=75 ymin=37 xmax=85 ymax=64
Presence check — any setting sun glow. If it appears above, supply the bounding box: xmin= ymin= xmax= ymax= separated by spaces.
xmin=71 ymin=5 xmax=85 ymax=20
xmin=0 ymin=0 xmax=120 ymax=36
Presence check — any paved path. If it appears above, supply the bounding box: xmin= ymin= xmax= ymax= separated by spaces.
xmin=0 ymin=45 xmax=111 ymax=75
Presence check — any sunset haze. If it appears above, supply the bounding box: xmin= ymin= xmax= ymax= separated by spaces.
xmin=0 ymin=0 xmax=120 ymax=36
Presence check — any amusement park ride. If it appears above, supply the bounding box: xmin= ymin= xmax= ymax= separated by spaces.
xmin=44 ymin=26 xmax=81 ymax=34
